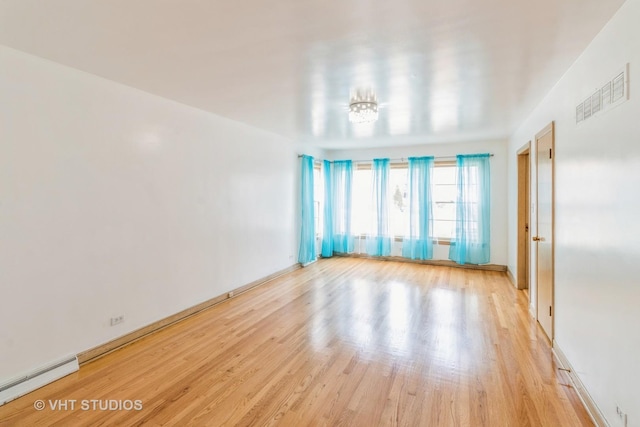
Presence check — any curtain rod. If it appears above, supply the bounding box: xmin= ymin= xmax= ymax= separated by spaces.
xmin=298 ymin=154 xmax=494 ymax=162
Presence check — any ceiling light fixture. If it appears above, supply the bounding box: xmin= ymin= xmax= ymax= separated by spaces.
xmin=349 ymin=90 xmax=378 ymax=124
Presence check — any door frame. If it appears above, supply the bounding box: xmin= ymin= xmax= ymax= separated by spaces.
xmin=516 ymin=142 xmax=531 ymax=295
xmin=534 ymin=122 xmax=555 ymax=341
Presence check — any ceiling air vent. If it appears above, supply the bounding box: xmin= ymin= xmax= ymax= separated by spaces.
xmin=576 ymin=64 xmax=629 ymax=124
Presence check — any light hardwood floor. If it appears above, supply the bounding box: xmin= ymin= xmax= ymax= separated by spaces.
xmin=0 ymin=258 xmax=592 ymax=426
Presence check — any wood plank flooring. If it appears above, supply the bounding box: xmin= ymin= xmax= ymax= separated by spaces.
xmin=0 ymin=258 xmax=593 ymax=426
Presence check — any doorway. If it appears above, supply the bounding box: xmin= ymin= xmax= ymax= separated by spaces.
xmin=534 ymin=122 xmax=554 ymax=341
xmin=517 ymin=143 xmax=531 ymax=297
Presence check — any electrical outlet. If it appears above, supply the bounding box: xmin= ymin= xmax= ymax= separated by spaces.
xmin=110 ymin=315 xmax=125 ymax=326
xmin=616 ymin=405 xmax=628 ymax=427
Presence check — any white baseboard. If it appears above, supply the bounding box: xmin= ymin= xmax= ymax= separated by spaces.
xmin=552 ymin=342 xmax=608 ymax=427
xmin=0 ymin=355 xmax=79 ymax=406
xmin=78 ymin=263 xmax=302 ymax=365
xmin=506 ymin=267 xmax=516 ymax=287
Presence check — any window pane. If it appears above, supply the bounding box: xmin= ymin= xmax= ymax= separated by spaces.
xmin=433 ymin=201 xmax=455 ymax=221
xmin=432 ymin=184 xmax=456 ymax=202
xmin=433 ymin=220 xmax=455 ymax=240
xmin=389 ymin=167 xmax=408 ymax=237
xmin=351 ymin=169 xmax=372 ymax=235
xmin=433 ymin=166 xmax=456 ymax=184
xmin=313 ymin=166 xmax=323 ymax=236
xmin=432 ymin=165 xmax=458 ymax=239
xmin=432 ymin=165 xmax=457 ymax=239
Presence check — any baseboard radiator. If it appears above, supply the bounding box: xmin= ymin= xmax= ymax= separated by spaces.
xmin=0 ymin=355 xmax=79 ymax=406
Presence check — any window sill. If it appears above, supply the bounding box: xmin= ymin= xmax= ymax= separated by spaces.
xmin=316 ymin=235 xmax=452 ymax=245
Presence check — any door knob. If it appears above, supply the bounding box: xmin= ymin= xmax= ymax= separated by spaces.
xmin=532 ymin=236 xmax=544 ymax=242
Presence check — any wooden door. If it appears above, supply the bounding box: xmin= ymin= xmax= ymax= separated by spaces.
xmin=517 ymin=145 xmax=530 ymax=291
xmin=535 ymin=123 xmax=554 ymax=340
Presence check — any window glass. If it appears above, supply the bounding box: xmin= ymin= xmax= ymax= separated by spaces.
xmin=332 ymin=161 xmax=470 ymax=242
xmin=313 ymin=164 xmax=323 ymax=236
xmin=389 ymin=167 xmax=408 ymax=237
xmin=432 ymin=164 xmax=457 ymax=240
xmin=351 ymin=168 xmax=372 ymax=236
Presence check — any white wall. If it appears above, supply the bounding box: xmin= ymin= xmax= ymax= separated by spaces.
xmin=507 ymin=0 xmax=640 ymax=424
xmin=327 ymin=139 xmax=508 ymax=265
xmin=0 ymin=46 xmax=298 ymax=384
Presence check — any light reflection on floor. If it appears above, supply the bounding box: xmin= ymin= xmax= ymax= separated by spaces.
xmin=307 ymin=270 xmax=486 ymax=375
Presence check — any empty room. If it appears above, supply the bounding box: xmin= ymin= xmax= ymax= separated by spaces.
xmin=0 ymin=0 xmax=638 ymax=426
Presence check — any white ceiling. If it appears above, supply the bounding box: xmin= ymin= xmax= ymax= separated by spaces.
xmin=0 ymin=0 xmax=626 ymax=149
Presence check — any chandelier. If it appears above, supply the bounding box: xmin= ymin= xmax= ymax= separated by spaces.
xmin=349 ymin=90 xmax=378 ymax=124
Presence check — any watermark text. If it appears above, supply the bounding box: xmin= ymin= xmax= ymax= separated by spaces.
xmin=34 ymin=399 xmax=143 ymax=411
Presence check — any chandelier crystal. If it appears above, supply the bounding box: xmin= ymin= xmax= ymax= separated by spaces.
xmin=349 ymin=90 xmax=379 ymax=124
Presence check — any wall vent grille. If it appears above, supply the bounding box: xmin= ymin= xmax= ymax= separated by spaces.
xmin=576 ymin=64 xmax=629 ymax=124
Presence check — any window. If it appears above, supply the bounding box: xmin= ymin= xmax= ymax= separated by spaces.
xmin=351 ymin=165 xmax=372 ymax=236
xmin=313 ymin=162 xmax=323 ymax=237
xmin=388 ymin=164 xmax=408 ymax=237
xmin=316 ymin=155 xmax=489 ymax=261
xmin=432 ymin=162 xmax=457 ymax=241
xmin=350 ymin=163 xmax=408 ymax=238
xmin=340 ymin=160 xmax=466 ymax=244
